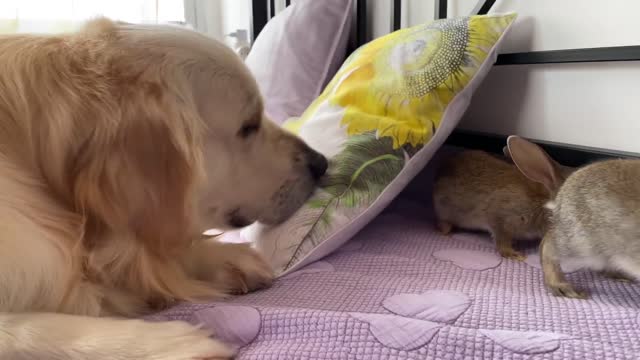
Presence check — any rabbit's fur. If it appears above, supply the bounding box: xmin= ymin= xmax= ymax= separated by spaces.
xmin=433 ymin=138 xmax=572 ymax=260
xmin=538 ymin=159 xmax=640 ymax=298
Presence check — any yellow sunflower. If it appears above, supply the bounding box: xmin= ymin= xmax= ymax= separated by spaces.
xmin=328 ymin=14 xmax=516 ymax=149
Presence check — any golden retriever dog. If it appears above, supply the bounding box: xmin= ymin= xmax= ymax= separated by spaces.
xmin=0 ymin=18 xmax=327 ymax=359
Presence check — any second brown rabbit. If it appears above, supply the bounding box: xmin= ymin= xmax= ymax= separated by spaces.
xmin=433 ymin=137 xmax=573 ymax=260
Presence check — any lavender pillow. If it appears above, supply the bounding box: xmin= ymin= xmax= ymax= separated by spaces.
xmin=245 ymin=0 xmax=353 ymax=124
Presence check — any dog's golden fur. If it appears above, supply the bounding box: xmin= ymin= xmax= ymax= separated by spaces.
xmin=0 ymin=18 xmax=326 ymax=358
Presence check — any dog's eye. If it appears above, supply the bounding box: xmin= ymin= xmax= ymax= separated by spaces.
xmin=238 ymin=123 xmax=260 ymax=139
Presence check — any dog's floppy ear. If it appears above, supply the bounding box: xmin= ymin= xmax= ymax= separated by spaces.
xmin=73 ymin=79 xmax=204 ymax=256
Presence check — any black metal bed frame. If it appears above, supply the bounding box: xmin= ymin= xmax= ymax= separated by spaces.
xmin=250 ymin=0 xmax=640 ymax=164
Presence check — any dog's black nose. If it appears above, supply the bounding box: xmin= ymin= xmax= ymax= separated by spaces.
xmin=227 ymin=209 xmax=253 ymax=228
xmin=307 ymin=150 xmax=328 ymax=180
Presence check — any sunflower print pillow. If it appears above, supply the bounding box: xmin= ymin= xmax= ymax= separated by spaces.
xmin=242 ymin=13 xmax=517 ymax=275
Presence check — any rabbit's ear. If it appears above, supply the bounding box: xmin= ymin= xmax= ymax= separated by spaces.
xmin=502 ymin=145 xmax=511 ymax=159
xmin=502 ymin=145 xmax=514 ymax=163
xmin=507 ymin=136 xmax=565 ymax=194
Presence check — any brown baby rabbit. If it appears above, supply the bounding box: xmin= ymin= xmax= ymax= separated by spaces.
xmin=433 ymin=136 xmax=573 ymax=261
xmin=517 ymin=151 xmax=640 ymax=298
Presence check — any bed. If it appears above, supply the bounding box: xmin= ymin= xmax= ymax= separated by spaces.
xmin=148 ymin=1 xmax=640 ymax=358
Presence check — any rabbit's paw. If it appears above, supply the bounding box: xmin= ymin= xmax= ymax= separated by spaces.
xmin=437 ymin=221 xmax=453 ymax=236
xmin=498 ymin=247 xmax=526 ymax=262
xmin=601 ymin=270 xmax=634 ymax=283
xmin=549 ymin=282 xmax=587 ymax=299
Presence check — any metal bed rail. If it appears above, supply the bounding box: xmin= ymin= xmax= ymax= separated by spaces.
xmin=250 ymin=0 xmax=640 ymax=163
xmin=252 ymin=0 xmax=640 ymax=65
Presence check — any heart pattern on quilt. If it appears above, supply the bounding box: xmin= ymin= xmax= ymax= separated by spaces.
xmin=350 ymin=313 xmax=443 ymax=351
xmin=351 ymin=287 xmax=569 ymax=354
xmin=480 ymin=329 xmax=570 ymax=354
xmin=192 ymin=305 xmax=261 ymax=347
xmin=382 ymin=290 xmax=471 ymax=323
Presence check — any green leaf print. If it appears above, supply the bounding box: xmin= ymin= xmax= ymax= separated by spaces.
xmin=284 ymin=132 xmax=405 ymax=270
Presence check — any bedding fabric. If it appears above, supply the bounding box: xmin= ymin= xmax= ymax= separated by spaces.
xmin=242 ymin=13 xmax=517 ymax=276
xmin=245 ymin=0 xmax=353 ymax=124
xmin=148 ymin=150 xmax=640 ymax=359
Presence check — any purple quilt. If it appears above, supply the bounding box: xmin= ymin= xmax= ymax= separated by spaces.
xmin=148 ymin=153 xmax=640 ymax=359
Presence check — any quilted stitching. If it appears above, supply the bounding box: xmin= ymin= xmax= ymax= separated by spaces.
xmin=149 ymin=197 xmax=640 ymax=359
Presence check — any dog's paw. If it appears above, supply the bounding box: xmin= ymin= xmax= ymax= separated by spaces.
xmin=223 ymin=243 xmax=274 ymax=294
xmin=190 ymin=240 xmax=274 ymax=295
xmin=130 ymin=320 xmax=235 ymax=359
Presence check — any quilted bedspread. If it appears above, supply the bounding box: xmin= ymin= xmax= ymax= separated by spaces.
xmin=148 ymin=152 xmax=640 ymax=360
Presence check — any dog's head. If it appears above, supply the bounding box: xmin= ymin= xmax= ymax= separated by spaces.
xmin=192 ymin=55 xmax=328 ymax=230
xmin=67 ymin=19 xmax=326 ymax=252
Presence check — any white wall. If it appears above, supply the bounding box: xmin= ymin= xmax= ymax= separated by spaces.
xmin=184 ymin=0 xmax=251 ymax=46
xmin=367 ymin=0 xmax=640 ymax=153
xmin=220 ymin=0 xmax=251 ymax=44
xmin=187 ymin=0 xmax=640 ymax=152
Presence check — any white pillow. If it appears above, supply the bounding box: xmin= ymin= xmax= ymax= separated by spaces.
xmin=245 ymin=0 xmax=353 ymax=124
